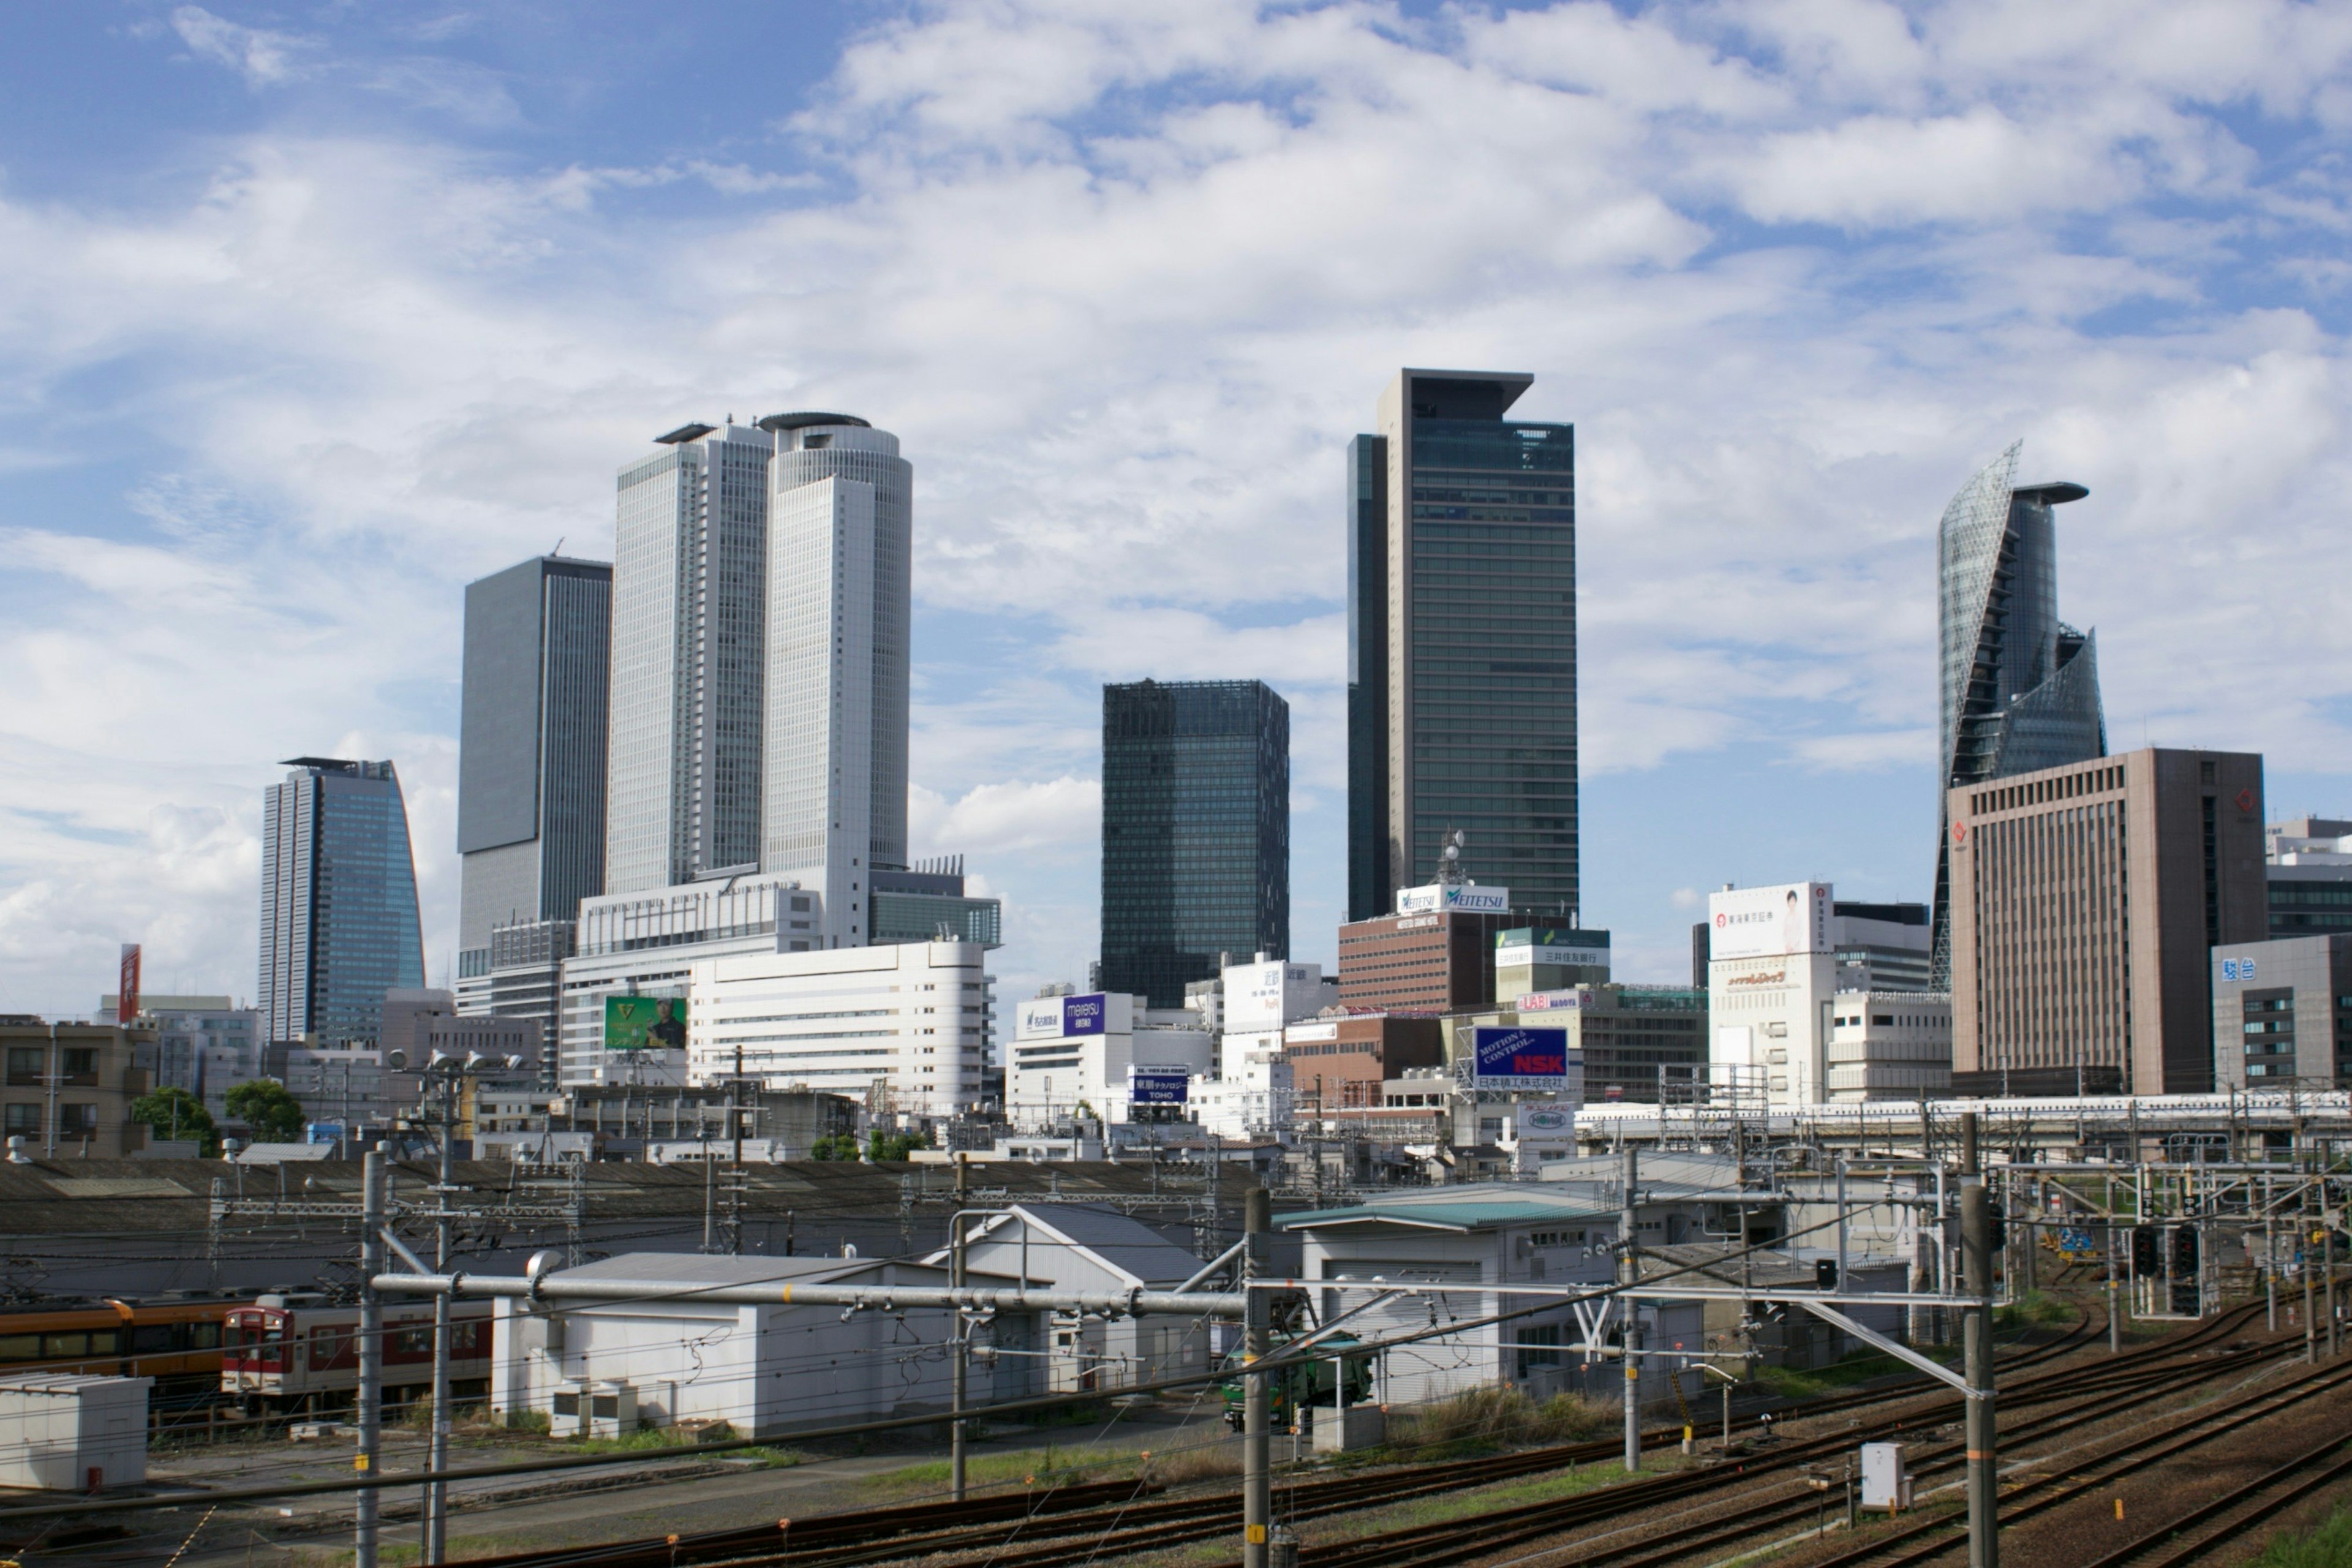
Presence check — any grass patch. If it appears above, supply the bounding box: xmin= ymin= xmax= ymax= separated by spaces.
xmin=1312 ymin=1460 xmax=1624 ymax=1539
xmin=856 ymin=1441 xmax=1145 ymax=1497
xmin=1997 ymin=1289 xmax=2072 ymax=1331
xmin=1381 ymin=1387 xmax=1614 ymax=1460
xmin=2252 ymin=1506 xmax=2352 ymax=1568
xmin=1752 ymin=1346 xmax=1947 ymax=1400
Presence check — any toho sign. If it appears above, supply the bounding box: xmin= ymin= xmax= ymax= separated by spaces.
xmin=1396 ymin=883 xmax=1511 ymax=916
xmin=1471 ymin=1026 xmax=1570 ymax=1089
xmin=1128 ymin=1068 xmax=1190 ymax=1105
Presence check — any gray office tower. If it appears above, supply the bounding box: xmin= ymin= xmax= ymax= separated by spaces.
xmin=454 ymin=555 xmax=612 ymax=1069
xmin=1347 ymin=369 xmax=1577 ymax=921
xmin=258 ymin=759 xmax=427 ymax=1046
xmin=1101 ymin=680 xmax=1289 ymax=1008
xmin=1930 ymin=440 xmax=2105 ymax=984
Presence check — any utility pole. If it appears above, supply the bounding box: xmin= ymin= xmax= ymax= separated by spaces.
xmin=356 ymin=1147 xmax=385 ymax=1568
xmin=424 ymin=1078 xmax=455 ymax=1565
xmin=1622 ymin=1143 xmax=1641 ymax=1475
xmin=950 ymin=1154 xmax=969 ymax=1502
xmin=1242 ymin=1187 xmax=1271 ymax=1568
xmin=1960 ymin=1113 xmax=1997 ymax=1568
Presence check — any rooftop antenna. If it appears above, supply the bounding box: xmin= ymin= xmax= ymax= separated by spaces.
xmin=551 ymin=537 xmax=565 ymax=557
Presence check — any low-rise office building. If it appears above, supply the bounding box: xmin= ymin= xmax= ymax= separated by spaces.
xmin=1515 ymin=985 xmax=1707 ymax=1104
xmin=1284 ymin=1014 xmax=1444 ymax=1119
xmin=685 ymin=941 xmax=990 ymax=1120
xmin=2264 ymin=816 xmax=2352 ymax=943
xmin=1337 ymin=886 xmax=1517 ymax=1012
xmin=1708 ymin=884 xmax=1932 ymax=1107
xmin=1493 ymin=929 xmax=1610 ymax=1001
xmin=1824 ymin=992 xmax=1953 ymax=1101
xmin=2211 ymin=934 xmax=2352 ymax=1088
xmin=104 ymin=995 xmax=260 ymax=1117
xmin=1005 ymin=991 xmax=1211 ymax=1126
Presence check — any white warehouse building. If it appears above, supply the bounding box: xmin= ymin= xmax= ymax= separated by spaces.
xmin=688 ymin=940 xmax=990 ymax=1119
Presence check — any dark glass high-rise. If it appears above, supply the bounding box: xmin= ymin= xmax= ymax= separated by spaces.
xmin=1100 ymin=679 xmax=1289 ymax=1008
xmin=1348 ymin=369 xmax=1578 ymax=920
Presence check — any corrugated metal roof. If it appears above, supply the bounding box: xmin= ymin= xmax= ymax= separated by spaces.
xmin=1281 ymin=1185 xmax=1613 ymax=1232
xmin=552 ymin=1253 xmax=895 ymax=1287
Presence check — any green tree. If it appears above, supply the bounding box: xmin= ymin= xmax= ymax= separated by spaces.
xmin=810 ymin=1133 xmax=861 ymax=1161
xmin=224 ymin=1079 xmax=307 ymax=1142
xmin=865 ymin=1128 xmax=933 ymax=1163
xmin=128 ymin=1088 xmax=219 ymax=1156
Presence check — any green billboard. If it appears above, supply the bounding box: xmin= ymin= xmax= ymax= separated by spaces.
xmin=604 ymin=995 xmax=687 ymax=1051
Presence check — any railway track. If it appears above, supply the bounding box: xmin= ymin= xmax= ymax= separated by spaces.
xmin=437 ymin=1297 xmax=2259 ymax=1568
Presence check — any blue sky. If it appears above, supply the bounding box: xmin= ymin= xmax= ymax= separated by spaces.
xmin=6 ymin=0 xmax=2352 ymax=1016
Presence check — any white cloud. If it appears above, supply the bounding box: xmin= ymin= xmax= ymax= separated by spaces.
xmin=9 ymin=0 xmax=2352 ymax=1011
xmin=170 ymin=5 xmax=313 ymax=88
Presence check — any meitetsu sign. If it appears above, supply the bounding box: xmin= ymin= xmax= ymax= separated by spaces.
xmin=1396 ymin=883 xmax=1510 ymax=916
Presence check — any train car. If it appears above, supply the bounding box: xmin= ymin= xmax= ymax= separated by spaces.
xmin=0 ymin=1296 xmax=236 ymax=1394
xmin=1221 ymin=1332 xmax=1374 ymax=1433
xmin=222 ymin=1295 xmax=494 ymax=1410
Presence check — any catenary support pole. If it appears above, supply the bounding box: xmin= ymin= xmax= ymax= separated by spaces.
xmin=1960 ymin=1113 xmax=1997 ymax=1568
xmin=356 ymin=1147 xmax=385 ymax=1568
xmin=1622 ymin=1144 xmax=1641 ymax=1476
xmin=1243 ymin=1188 xmax=1272 ymax=1568
xmin=426 ymin=1082 xmax=455 ymax=1564
xmin=951 ymin=1154 xmax=969 ymax=1502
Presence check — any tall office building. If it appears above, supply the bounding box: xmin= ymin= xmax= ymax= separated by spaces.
xmin=258 ymin=758 xmax=426 ymax=1046
xmin=761 ymin=412 xmax=913 ymax=943
xmin=1931 ymin=442 xmax=2105 ymax=984
xmin=606 ymin=420 xmax=777 ymax=894
xmin=1100 ymin=679 xmax=1289 ymax=1008
xmin=1945 ymin=748 xmax=2266 ymax=1095
xmin=604 ymin=413 xmax=911 ymax=946
xmin=1346 ymin=369 xmax=1578 ymax=921
xmin=454 ymin=554 xmax=611 ymax=1078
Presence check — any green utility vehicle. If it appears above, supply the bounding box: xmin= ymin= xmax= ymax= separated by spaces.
xmin=1220 ymin=1332 xmax=1376 ymax=1433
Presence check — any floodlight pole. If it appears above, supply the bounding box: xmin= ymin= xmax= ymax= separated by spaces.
xmin=1243 ymin=1187 xmax=1272 ymax=1568
xmin=1961 ymin=1113 xmax=1997 ymax=1568
xmin=1622 ymin=1143 xmax=1641 ymax=1474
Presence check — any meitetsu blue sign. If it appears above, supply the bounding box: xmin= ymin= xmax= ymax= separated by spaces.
xmin=1471 ymin=1026 xmax=1570 ymax=1089
xmin=1063 ymin=993 xmax=1108 ymax=1035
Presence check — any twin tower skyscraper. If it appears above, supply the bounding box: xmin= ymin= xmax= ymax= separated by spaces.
xmin=458 ymin=412 xmax=913 ymax=967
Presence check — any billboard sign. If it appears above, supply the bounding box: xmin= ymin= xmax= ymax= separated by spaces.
xmin=116 ymin=944 xmax=141 ymax=1024
xmin=604 ymin=995 xmax=688 ymax=1051
xmin=1516 ymin=989 xmax=1587 ymax=1012
xmin=1128 ymin=1068 xmax=1190 ymax=1105
xmin=1017 ymin=992 xmax=1110 ymax=1040
xmin=1708 ymin=882 xmax=1831 ymax=962
xmin=1471 ymin=1026 xmax=1570 ymax=1090
xmin=1396 ymin=883 xmax=1510 ymax=916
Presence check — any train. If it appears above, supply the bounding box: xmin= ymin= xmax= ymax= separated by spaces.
xmin=0 ymin=1295 xmax=238 ymax=1394
xmin=1221 ymin=1332 xmax=1375 ymax=1433
xmin=222 ymin=1294 xmax=495 ymax=1409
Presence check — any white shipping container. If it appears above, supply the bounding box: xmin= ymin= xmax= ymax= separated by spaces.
xmin=0 ymin=1376 xmax=152 ymax=1490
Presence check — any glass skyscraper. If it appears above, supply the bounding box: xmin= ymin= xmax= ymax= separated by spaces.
xmin=1100 ymin=679 xmax=1289 ymax=1008
xmin=1930 ymin=441 xmax=2105 ymax=984
xmin=1348 ymin=369 xmax=1578 ymax=920
xmin=258 ymin=758 xmax=427 ymax=1046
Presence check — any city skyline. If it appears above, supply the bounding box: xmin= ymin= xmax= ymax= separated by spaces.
xmin=8 ymin=5 xmax=2352 ymax=1019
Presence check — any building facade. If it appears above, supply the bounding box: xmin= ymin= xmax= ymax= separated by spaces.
xmin=761 ymin=413 xmax=914 ymax=942
xmin=1349 ymin=369 xmax=1578 ymax=921
xmin=1931 ymin=443 xmax=2105 ymax=984
xmin=1283 ymin=1014 xmax=1444 ymax=1117
xmin=1513 ymin=985 xmax=1707 ymax=1104
xmin=258 ymin=758 xmax=426 ymax=1046
xmin=607 ymin=421 xmax=776 ymax=894
xmin=2266 ymin=816 xmax=2352 ymax=941
xmin=1006 ymin=991 xmax=1213 ymax=1126
xmin=869 ymin=857 xmax=1003 ymax=949
xmin=686 ymin=940 xmax=990 ymax=1120
xmin=555 ymin=873 xmax=827 ymax=1087
xmin=1824 ymin=992 xmax=1953 ymax=1101
xmin=1099 ymin=679 xmax=1289 ymax=1008
xmin=1494 ymin=928 xmax=1610 ymax=1000
xmin=1337 ymin=907 xmax=1516 ymax=1013
xmin=456 ymin=554 xmax=610 ymax=1076
xmin=1947 ymin=747 xmax=2267 ymax=1095
xmin=457 ymin=555 xmax=612 ymax=958
xmin=1 ymin=1021 xmax=157 ymax=1157
xmin=103 ymin=995 xmax=260 ymax=1117
xmin=2209 ymin=935 xmax=2352 ymax=1088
